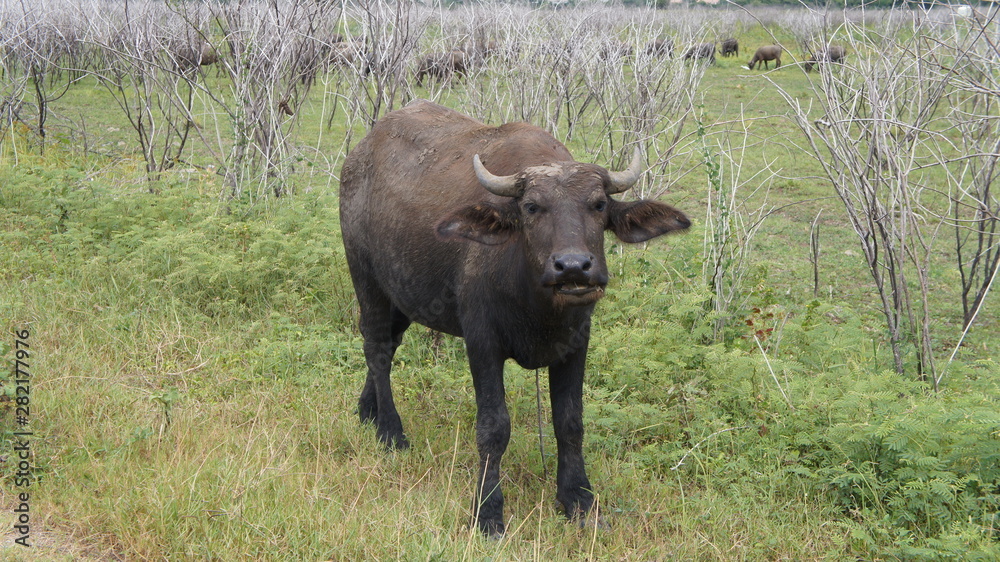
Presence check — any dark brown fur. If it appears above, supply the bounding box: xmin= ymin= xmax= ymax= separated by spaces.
xmin=748 ymin=45 xmax=782 ymax=70
xmin=173 ymin=43 xmax=218 ymax=72
xmin=683 ymin=42 xmax=715 ymax=64
xmin=720 ymin=38 xmax=739 ymax=57
xmin=339 ymin=100 xmax=689 ymax=537
xmin=645 ymin=38 xmax=674 ymax=58
xmin=415 ymin=50 xmax=467 ymax=86
xmin=805 ymin=45 xmax=846 ymax=71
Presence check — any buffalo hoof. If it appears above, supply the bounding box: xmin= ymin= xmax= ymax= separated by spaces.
xmin=377 ymin=430 xmax=410 ymax=450
xmin=576 ymin=513 xmax=611 ymax=531
xmin=358 ymin=402 xmax=377 ymax=424
xmin=475 ymin=518 xmax=505 ymax=539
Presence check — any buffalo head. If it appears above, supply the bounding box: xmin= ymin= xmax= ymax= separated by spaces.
xmin=437 ymin=151 xmax=691 ymax=306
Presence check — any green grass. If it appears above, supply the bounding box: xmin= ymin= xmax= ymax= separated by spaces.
xmin=1 ymin=17 xmax=999 ymax=561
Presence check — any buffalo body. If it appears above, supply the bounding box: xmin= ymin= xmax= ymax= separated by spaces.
xmin=805 ymin=45 xmax=846 ymax=71
xmin=339 ymin=100 xmax=690 ymax=536
xmin=645 ymin=38 xmax=674 ymax=58
xmin=415 ymin=50 xmax=467 ymax=86
xmin=748 ymin=45 xmax=782 ymax=70
xmin=720 ymin=38 xmax=739 ymax=57
xmin=683 ymin=42 xmax=716 ymax=64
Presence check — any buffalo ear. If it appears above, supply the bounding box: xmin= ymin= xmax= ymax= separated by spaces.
xmin=607 ymin=199 xmax=691 ymax=243
xmin=436 ymin=202 xmax=519 ymax=245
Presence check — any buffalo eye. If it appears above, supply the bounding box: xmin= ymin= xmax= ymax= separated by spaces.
xmin=593 ymin=200 xmax=608 ymax=212
xmin=524 ymin=202 xmax=541 ymax=215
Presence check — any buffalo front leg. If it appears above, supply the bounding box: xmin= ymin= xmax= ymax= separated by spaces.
xmin=357 ymin=301 xmax=411 ymax=450
xmin=467 ymin=346 xmax=510 ymax=537
xmin=549 ymin=347 xmax=598 ymax=525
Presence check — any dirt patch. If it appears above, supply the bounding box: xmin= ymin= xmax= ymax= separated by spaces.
xmin=0 ymin=511 xmax=124 ymax=561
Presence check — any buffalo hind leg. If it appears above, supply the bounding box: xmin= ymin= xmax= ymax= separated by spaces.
xmin=357 ymin=298 xmax=412 ymax=449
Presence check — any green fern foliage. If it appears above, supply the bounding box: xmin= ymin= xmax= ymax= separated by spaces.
xmin=590 ymin=250 xmax=1000 ymax=557
xmin=3 ymin=159 xmax=998 ymax=559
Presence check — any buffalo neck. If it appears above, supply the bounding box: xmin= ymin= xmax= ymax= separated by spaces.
xmin=484 ymin=236 xmax=596 ymax=369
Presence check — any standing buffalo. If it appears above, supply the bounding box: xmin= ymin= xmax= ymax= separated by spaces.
xmin=339 ymin=100 xmax=690 ymax=537
xmin=645 ymin=38 xmax=674 ymax=58
xmin=415 ymin=50 xmax=467 ymax=86
xmin=172 ymin=42 xmax=219 ymax=72
xmin=747 ymin=45 xmax=782 ymax=70
xmin=805 ymin=45 xmax=847 ymax=71
xmin=720 ymin=38 xmax=739 ymax=57
xmin=683 ymin=42 xmax=716 ymax=64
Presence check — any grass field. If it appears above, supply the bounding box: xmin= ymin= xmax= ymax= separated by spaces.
xmin=1 ymin=4 xmax=999 ymax=560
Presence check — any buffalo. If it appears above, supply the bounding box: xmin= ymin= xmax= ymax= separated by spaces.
xmin=644 ymin=38 xmax=674 ymax=58
xmin=683 ymin=42 xmax=716 ymax=64
xmin=339 ymin=100 xmax=690 ymax=537
xmin=804 ymin=45 xmax=846 ymax=71
xmin=747 ymin=45 xmax=782 ymax=70
xmin=720 ymin=38 xmax=739 ymax=58
xmin=172 ymin=42 xmax=219 ymax=72
xmin=415 ymin=50 xmax=468 ymax=86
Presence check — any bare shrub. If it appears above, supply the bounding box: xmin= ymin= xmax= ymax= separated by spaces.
xmin=458 ymin=5 xmax=707 ymax=201
xmin=85 ymin=1 xmax=204 ymax=181
xmin=1 ymin=1 xmax=83 ymax=152
xmin=699 ymin=112 xmax=779 ymax=341
xmin=946 ymin=6 xmax=1000 ymax=341
xmin=347 ymin=0 xmax=423 ymax=128
xmin=774 ymin=7 xmax=1000 ymax=385
xmin=0 ymin=11 xmax=32 ymax=151
xmin=168 ymin=0 xmax=344 ymax=200
xmin=775 ymin=8 xmax=828 ymax=55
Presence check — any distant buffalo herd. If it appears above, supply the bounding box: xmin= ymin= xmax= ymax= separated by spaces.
xmin=400 ymin=37 xmax=847 ymax=86
xmin=172 ymin=34 xmax=846 ymax=86
xmin=407 ymin=37 xmax=846 ymax=85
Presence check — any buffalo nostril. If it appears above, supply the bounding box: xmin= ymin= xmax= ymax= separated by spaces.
xmin=553 ymin=254 xmax=593 ymax=276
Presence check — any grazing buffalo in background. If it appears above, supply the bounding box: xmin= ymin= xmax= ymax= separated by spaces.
xmin=748 ymin=45 xmax=782 ymax=70
xmin=720 ymin=38 xmax=739 ymax=57
xmin=339 ymin=100 xmax=690 ymax=537
xmin=683 ymin=42 xmax=716 ymax=64
xmin=415 ymin=50 xmax=468 ymax=86
xmin=172 ymin=42 xmax=219 ymax=72
xmin=644 ymin=38 xmax=674 ymax=58
xmin=805 ymin=45 xmax=847 ymax=71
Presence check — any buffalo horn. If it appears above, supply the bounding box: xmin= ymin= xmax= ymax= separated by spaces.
xmin=606 ymin=147 xmax=644 ymax=194
xmin=473 ymin=154 xmax=521 ymax=197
